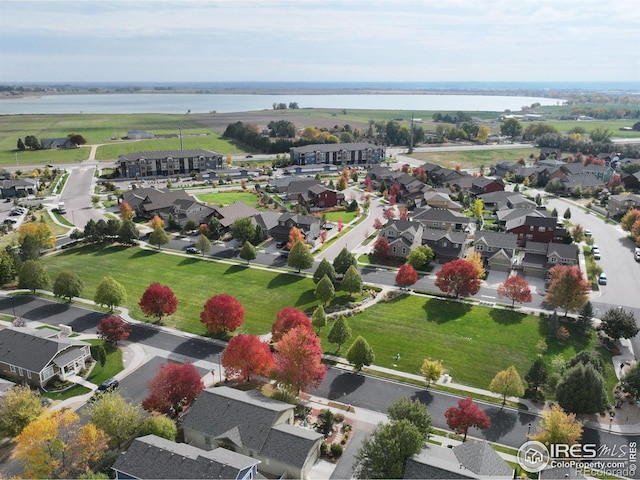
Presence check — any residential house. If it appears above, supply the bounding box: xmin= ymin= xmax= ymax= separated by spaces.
xmin=182 ymin=387 xmax=323 ymax=480
xmin=506 ymin=215 xmax=566 ymax=246
xmin=0 ymin=327 xmax=92 ymax=388
xmin=538 ymin=158 xmax=566 ymax=168
xmin=270 ymin=213 xmax=322 ymax=244
xmin=428 ymin=166 xmax=469 ymax=187
xmin=297 ymin=184 xmax=342 ymax=209
xmin=562 ymin=163 xmax=614 ymax=183
xmin=208 ymin=168 xmax=261 ymax=180
xmin=478 ymin=191 xmax=537 ymax=212
xmin=380 ymin=220 xmax=424 ymax=259
xmin=539 ymin=148 xmax=562 ymax=161
xmin=497 ymin=208 xmax=550 ymax=231
xmin=607 ymin=193 xmax=640 ymax=217
xmin=252 ymin=212 xmax=282 ymax=237
xmin=268 ymin=176 xmax=312 ymax=194
xmin=491 ymin=161 xmax=518 ymax=178
xmin=285 ymin=179 xmax=323 ymax=200
xmin=112 ymin=434 xmax=260 ymax=480
xmin=419 ymin=191 xmax=462 ymax=211
xmin=622 ymin=172 xmax=640 ymax=192
xmin=559 ymin=174 xmax=606 ymax=196
xmin=117 ymin=149 xmax=224 ymax=178
xmin=404 ymin=441 xmax=513 ymax=479
xmin=289 ymin=142 xmax=385 ymax=166
xmin=0 ymin=179 xmax=39 ymax=198
xmin=451 ymin=176 xmax=504 ymax=196
xmin=41 ymin=137 xmax=78 ymax=149
xmin=411 ymin=207 xmax=471 ymax=232
xmin=473 ymin=231 xmax=517 ymax=271
xmin=126 ymin=130 xmax=154 ymax=140
xmin=422 ymin=228 xmax=467 ymax=263
xmin=283 ymin=164 xmax=340 ymax=176
xmin=118 ymin=187 xmax=192 ymax=219
xmin=211 ymin=202 xmax=260 ymax=229
xmin=365 ymin=165 xmax=402 ymax=190
xmin=169 ymin=198 xmax=216 ymax=228
xmin=521 ymin=241 xmax=578 ymax=277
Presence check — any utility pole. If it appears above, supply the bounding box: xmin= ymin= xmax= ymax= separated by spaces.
xmin=408 ymin=113 xmax=414 ymax=154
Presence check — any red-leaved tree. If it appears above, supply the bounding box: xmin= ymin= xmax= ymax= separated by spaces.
xmin=139 ymin=282 xmax=178 ymax=323
xmin=97 ymin=315 xmax=131 ymax=345
xmin=364 ymin=177 xmax=373 ymax=192
xmin=497 ymin=276 xmax=532 ymax=308
xmin=398 ymin=206 xmax=409 ymax=221
xmin=383 ymin=208 xmax=396 ymax=220
xmin=396 ymin=264 xmax=418 ymax=289
xmin=373 ymin=237 xmax=391 ymax=260
xmin=142 ymin=362 xmax=204 ymax=417
xmin=271 ymin=307 xmax=313 ymax=342
xmin=444 ymin=397 xmax=490 ymax=442
xmin=373 ymin=218 xmax=383 ymax=229
xmin=337 ymin=219 xmax=344 ymax=232
xmin=319 ymin=230 xmax=327 ymax=244
xmin=545 ymin=265 xmax=590 ymax=316
xmin=200 ymin=294 xmax=245 ymax=334
xmin=272 ymin=326 xmax=326 ymax=394
xmin=222 ymin=334 xmax=274 ymax=382
xmin=434 ymin=259 xmax=481 ymax=298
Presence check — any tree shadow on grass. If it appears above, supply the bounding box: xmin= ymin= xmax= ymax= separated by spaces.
xmin=422 ymin=298 xmax=471 ymax=323
xmin=490 ymin=308 xmax=525 ymax=325
xmin=295 ymin=289 xmax=317 ymax=307
xmin=483 ymin=406 xmax=517 ymax=442
xmin=223 ymin=265 xmax=246 ymax=275
xmin=129 ymin=249 xmax=157 ymax=259
xmin=267 ymin=272 xmax=305 ymax=289
xmin=178 ymin=257 xmax=199 ymax=266
xmin=89 ymin=244 xmax=130 ymax=257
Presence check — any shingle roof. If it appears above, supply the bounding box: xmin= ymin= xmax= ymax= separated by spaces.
xmin=259 ymin=423 xmax=322 ymax=469
xmin=112 ymin=434 xmax=258 ymax=480
xmin=411 ymin=207 xmax=470 ymax=223
xmin=215 ymin=202 xmax=259 ymax=228
xmin=474 ymin=231 xmax=517 ymax=250
xmin=119 ymin=188 xmax=192 ymax=212
xmin=182 ymin=387 xmax=293 ymax=452
xmin=547 ymin=243 xmax=578 ymax=261
xmin=404 ymin=443 xmax=478 ymax=479
xmin=0 ymin=328 xmax=89 ymax=373
xmin=290 ymin=142 xmax=383 ymax=154
xmin=453 ymin=441 xmax=513 ymax=477
xmin=286 ymin=179 xmax=322 ymax=195
xmin=118 ymin=149 xmax=220 ymax=161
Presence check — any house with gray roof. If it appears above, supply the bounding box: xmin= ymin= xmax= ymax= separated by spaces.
xmin=117 ymin=149 xmax=224 ymax=178
xmin=182 ymin=387 xmax=323 ymax=480
xmin=420 ymin=191 xmax=462 ymax=211
xmin=380 ymin=220 xmax=424 ymax=260
xmin=0 ymin=178 xmax=39 ymax=198
xmin=474 ymin=231 xmax=517 ymax=271
xmin=170 ymin=198 xmax=216 ymax=228
xmin=622 ymin=172 xmax=640 ymax=192
xmin=118 ymin=187 xmax=192 ymax=219
xmin=422 ymin=228 xmax=468 ymax=263
xmin=289 ymin=142 xmax=385 ymax=166
xmin=0 ymin=327 xmax=91 ymax=388
xmin=404 ymin=441 xmax=513 ymax=479
xmin=112 ymin=434 xmax=259 ymax=480
xmin=411 ymin=207 xmax=471 ymax=232
xmin=41 ymin=137 xmax=78 ymax=149
xmin=607 ymin=193 xmax=640 ymax=217
xmin=478 ymin=191 xmax=536 ymax=212
xmin=211 ymin=201 xmax=260 ymax=229
xmin=521 ymin=240 xmax=578 ymax=277
xmin=270 ymin=213 xmax=322 ymax=244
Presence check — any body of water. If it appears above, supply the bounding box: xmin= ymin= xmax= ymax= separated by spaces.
xmin=0 ymin=93 xmax=564 ymax=115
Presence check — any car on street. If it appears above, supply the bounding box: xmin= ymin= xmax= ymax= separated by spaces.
xmin=635 ymin=247 xmax=640 ymax=262
xmin=584 ymin=229 xmax=592 ymax=237
xmin=275 ymin=241 xmax=286 ymax=249
xmin=3 ymin=218 xmax=17 ymax=224
xmin=186 ymin=246 xmax=201 ymax=254
xmin=89 ymin=377 xmax=119 ymax=401
xmin=598 ymin=273 xmax=607 ymax=285
xmin=592 ymin=246 xmax=601 ymax=260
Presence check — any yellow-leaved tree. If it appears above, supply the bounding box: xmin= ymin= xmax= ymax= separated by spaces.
xmin=421 ymin=359 xmax=443 ymax=387
xmin=489 ymin=365 xmax=525 ymax=408
xmin=466 ymin=251 xmax=486 ymax=280
xmin=14 ymin=409 xmax=109 ymax=478
xmin=18 ymin=222 xmax=55 ymax=249
xmin=530 ymin=403 xmax=583 ymax=449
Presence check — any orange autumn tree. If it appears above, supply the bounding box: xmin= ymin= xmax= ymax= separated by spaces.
xmin=287 ymin=227 xmax=305 ymax=250
xmin=119 ymin=201 xmax=134 ymax=221
xmin=18 ymin=222 xmax=55 ymax=249
xmin=150 ymin=214 xmax=164 ymax=230
xmin=222 ymin=334 xmax=274 ymax=382
xmin=15 ymin=410 xmax=108 ymax=479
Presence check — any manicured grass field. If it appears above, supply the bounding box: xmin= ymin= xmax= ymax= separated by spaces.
xmin=323 ymin=210 xmax=359 ymax=224
xmin=194 ymin=190 xmax=259 ymax=207
xmin=407 ymin=147 xmax=540 ymax=170
xmin=317 ymin=294 xmax=597 ymax=390
xmin=41 ymin=245 xmax=330 ymax=336
xmin=85 ymin=339 xmax=124 ymax=386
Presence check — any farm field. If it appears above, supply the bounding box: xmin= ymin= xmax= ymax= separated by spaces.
xmin=40 ymin=244 xmax=614 ymax=392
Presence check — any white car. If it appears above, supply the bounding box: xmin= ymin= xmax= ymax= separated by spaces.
xmin=584 ymin=229 xmax=592 ymax=237
xmin=592 ymin=248 xmax=601 ymax=260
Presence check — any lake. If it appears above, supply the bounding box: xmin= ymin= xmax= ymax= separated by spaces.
xmin=0 ymin=93 xmax=564 ymax=115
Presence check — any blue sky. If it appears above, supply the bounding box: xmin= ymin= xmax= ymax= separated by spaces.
xmin=1 ymin=0 xmax=638 ymax=83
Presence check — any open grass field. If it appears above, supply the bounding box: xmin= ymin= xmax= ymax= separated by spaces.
xmin=407 ymin=147 xmax=540 ymax=170
xmin=322 ymin=210 xmax=359 ymax=224
xmin=194 ymin=190 xmax=259 ymax=207
xmin=40 ymin=244 xmax=614 ymax=392
xmin=85 ymin=339 xmax=124 ymax=386
xmin=542 ymin=119 xmax=640 ymax=138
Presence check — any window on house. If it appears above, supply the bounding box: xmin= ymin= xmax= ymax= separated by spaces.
xmin=550 ymin=257 xmax=557 ymax=263
xmin=26 ymin=371 xmax=31 ymax=379
xmin=538 ymin=227 xmax=545 ymax=232
xmin=442 ymin=241 xmax=448 ymax=247
xmin=526 ymin=234 xmax=533 ymax=240
xmin=476 ymin=244 xmax=484 ymax=251
xmin=392 ymin=246 xmax=397 ymax=253
xmin=10 ymin=365 xmax=15 ymax=373
xmin=487 ymin=247 xmax=493 ymax=252
xmin=529 ymin=226 xmax=534 ymax=231
xmin=17 ymin=368 xmax=23 ymax=376
xmin=402 ymin=248 xmax=407 ymax=254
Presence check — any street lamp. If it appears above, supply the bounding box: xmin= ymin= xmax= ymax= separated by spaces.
xmin=217 ymin=352 xmax=222 ymax=381
xmin=527 ymin=423 xmax=531 ymax=440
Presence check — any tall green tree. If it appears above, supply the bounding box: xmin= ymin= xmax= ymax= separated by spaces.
xmin=600 ymin=308 xmax=640 ymax=341
xmin=333 ymin=247 xmax=356 ymax=276
xmin=315 ymin=275 xmax=335 ymax=305
xmin=406 ymin=245 xmax=434 ymax=270
xmin=489 ymin=365 xmax=525 ymax=407
xmin=94 ymin=275 xmax=127 ymax=310
xmin=18 ymin=260 xmax=49 ymax=293
xmin=354 ymin=420 xmax=423 ymax=479
xmin=195 ymin=234 xmax=212 ymax=257
xmin=313 ymin=258 xmax=336 ymax=284
xmin=524 ymin=357 xmax=548 ymax=392
xmin=149 ymin=226 xmax=170 ymax=249
xmin=500 ymin=118 xmax=522 ymax=137
xmin=577 ymin=301 xmax=594 ymax=333
xmin=0 ymin=250 xmax=16 ymax=285
xmin=556 ymin=363 xmax=608 ymax=414
xmin=86 ymin=392 xmax=142 ymax=450
xmin=346 ymin=336 xmax=375 ymax=371
xmin=118 ymin=219 xmax=139 ymax=245
xmin=52 ymin=270 xmax=84 ymax=301
xmin=239 ymin=240 xmax=257 ymax=264
xmin=386 ymin=397 xmax=432 ymax=441
xmin=139 ymin=416 xmax=177 ymax=441
xmin=340 ymin=265 xmax=363 ymax=296
xmin=287 ymin=240 xmax=314 ymax=272
xmin=311 ymin=305 xmax=327 ymax=333
xmin=0 ymin=386 xmax=43 ymax=438
xmin=327 ymin=315 xmax=351 ymax=352
xmin=230 ymin=217 xmax=256 ymax=244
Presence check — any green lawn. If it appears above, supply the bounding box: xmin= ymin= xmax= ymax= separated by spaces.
xmin=323 ymin=210 xmax=359 ymax=224
xmin=407 ymin=147 xmax=540 ymax=170
xmin=318 ymin=294 xmax=596 ymax=390
xmin=41 ymin=245 xmax=331 ymax=336
xmin=85 ymin=339 xmax=124 ymax=386
xmin=194 ymin=190 xmax=259 ymax=207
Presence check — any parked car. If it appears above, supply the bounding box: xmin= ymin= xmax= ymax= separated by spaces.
xmin=89 ymin=378 xmax=119 ymax=401
xmin=598 ymin=273 xmax=607 ymax=285
xmin=592 ymin=246 xmax=601 ymax=260
xmin=3 ymin=218 xmax=17 ymax=224
xmin=275 ymin=241 xmax=286 ymax=249
xmin=635 ymin=248 xmax=640 ymax=262
xmin=584 ymin=229 xmax=592 ymax=237
xmin=186 ymin=246 xmax=201 ymax=254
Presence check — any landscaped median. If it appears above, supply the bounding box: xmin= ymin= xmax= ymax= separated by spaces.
xmin=40 ymin=244 xmax=616 ymax=397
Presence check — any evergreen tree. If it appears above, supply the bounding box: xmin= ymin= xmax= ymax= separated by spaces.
xmin=340 ymin=265 xmax=363 ymax=296
xmin=346 ymin=336 xmax=375 ymax=371
xmin=328 ymin=315 xmax=351 ymax=352
xmin=556 ymin=363 xmax=608 ymax=414
xmin=315 ymin=275 xmax=335 ymax=305
xmin=313 ymin=258 xmax=336 ymax=285
xmin=333 ymin=247 xmax=356 ymax=276
xmin=287 ymin=240 xmax=314 ymax=272
xmin=525 ymin=357 xmax=548 ymax=391
xmin=17 ymin=138 xmax=25 ymax=151
xmin=577 ymin=301 xmax=594 ymax=332
xmin=311 ymin=305 xmax=327 ymax=333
